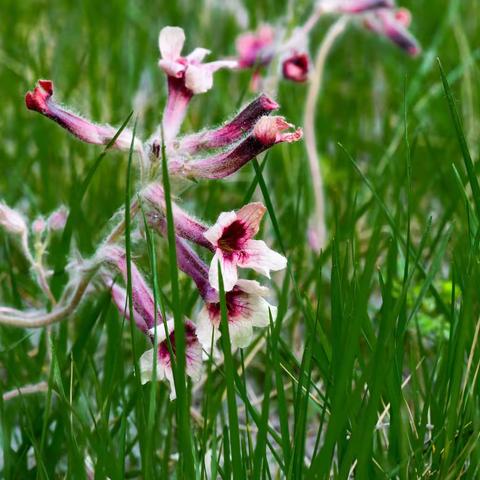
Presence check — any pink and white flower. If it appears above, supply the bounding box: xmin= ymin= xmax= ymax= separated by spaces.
xmin=363 ymin=7 xmax=421 ymax=56
xmin=197 ymin=279 xmax=276 ymax=349
xmin=25 ymin=80 xmax=143 ymax=152
xmin=204 ymin=202 xmax=287 ymax=292
xmin=158 ymin=26 xmax=237 ymax=141
xmin=140 ymin=319 xmax=202 ymax=399
xmin=172 ymin=115 xmax=302 ymax=179
xmin=236 ymin=24 xmax=275 ymax=69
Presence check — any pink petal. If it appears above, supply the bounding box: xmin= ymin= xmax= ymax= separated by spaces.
xmin=236 ymin=202 xmax=266 ymax=239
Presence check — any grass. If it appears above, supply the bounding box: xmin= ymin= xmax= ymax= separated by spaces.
xmin=1 ymin=0 xmax=480 ymax=478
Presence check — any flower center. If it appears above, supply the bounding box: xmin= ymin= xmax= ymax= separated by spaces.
xmin=218 ymin=220 xmax=247 ymax=252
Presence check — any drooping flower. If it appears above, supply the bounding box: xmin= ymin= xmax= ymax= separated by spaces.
xmin=174 ymin=94 xmax=279 ymax=154
xmin=197 ymin=279 xmax=276 ymax=349
xmin=25 ymin=80 xmax=143 ymax=152
xmin=363 ymin=7 xmax=421 ymax=56
xmin=235 ymin=24 xmax=276 ymax=91
xmin=140 ymin=319 xmax=202 ymax=399
xmin=102 ymin=246 xmax=158 ymax=331
xmin=282 ymin=52 xmax=310 ymax=83
xmin=158 ymin=26 xmax=238 ymax=141
xmin=171 ymin=115 xmax=302 ymax=179
xmin=204 ymin=202 xmax=287 ymax=292
xmin=236 ymin=24 xmax=275 ymax=69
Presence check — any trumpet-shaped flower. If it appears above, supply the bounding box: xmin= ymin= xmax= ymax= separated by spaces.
xmin=140 ymin=319 xmax=203 ymax=399
xmin=364 ymin=7 xmax=421 ymax=56
xmin=25 ymin=80 xmax=143 ymax=152
xmin=197 ymin=279 xmax=276 ymax=349
xmin=172 ymin=115 xmax=302 ymax=179
xmin=204 ymin=202 xmax=287 ymax=292
xmin=159 ymin=26 xmax=237 ymax=141
xmin=236 ymin=24 xmax=275 ymax=69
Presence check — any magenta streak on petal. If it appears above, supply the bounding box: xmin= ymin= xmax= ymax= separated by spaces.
xmin=25 ymin=80 xmax=138 ymax=150
xmin=177 ymin=94 xmax=279 ymax=154
xmin=162 ymin=76 xmax=193 ymax=142
xmin=218 ymin=220 xmax=249 ymax=252
xmin=206 ymin=288 xmax=249 ymax=327
xmin=157 ymin=321 xmax=197 ymax=364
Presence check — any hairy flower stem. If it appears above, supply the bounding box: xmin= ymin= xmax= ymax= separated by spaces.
xmin=2 ymin=381 xmax=49 ymax=401
xmin=304 ymin=17 xmax=348 ymax=252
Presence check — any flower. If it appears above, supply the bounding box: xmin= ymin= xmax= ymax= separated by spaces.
xmin=25 ymin=80 xmax=143 ymax=152
xmin=236 ymin=24 xmax=275 ymax=69
xmin=159 ymin=26 xmax=237 ymax=141
xmin=363 ymin=7 xmax=421 ymax=56
xmin=252 ymin=116 xmax=303 ymax=145
xmin=282 ymin=52 xmax=310 ymax=83
xmin=204 ymin=202 xmax=287 ymax=292
xmin=159 ymin=26 xmax=238 ymax=95
xmin=140 ymin=319 xmax=202 ymax=399
xmin=0 ymin=202 xmax=27 ymax=235
xmin=172 ymin=115 xmax=302 ymax=179
xmin=174 ymin=94 xmax=279 ymax=154
xmin=197 ymin=279 xmax=276 ymax=349
xmin=102 ymin=246 xmax=158 ymax=330
xmin=48 ymin=206 xmax=68 ymax=231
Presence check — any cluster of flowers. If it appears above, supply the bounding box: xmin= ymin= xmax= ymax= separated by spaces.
xmin=1 ymin=26 xmax=301 ymax=399
xmin=1 ymin=0 xmax=420 ymax=399
xmin=235 ymin=0 xmax=420 ymax=87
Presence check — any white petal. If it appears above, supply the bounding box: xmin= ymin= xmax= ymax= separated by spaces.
xmin=249 ymin=296 xmax=277 ymax=328
xmin=139 ymin=348 xmax=165 ymax=384
xmin=185 ymin=64 xmax=214 ymax=94
xmin=187 ymin=47 xmax=211 ymax=63
xmin=203 ymin=211 xmax=237 ymax=245
xmin=204 ymin=59 xmax=239 ymax=72
xmin=196 ymin=306 xmax=219 ymax=349
xmin=186 ymin=341 xmax=203 ymax=382
xmin=239 ymin=239 xmax=287 ymax=277
xmin=235 ymin=279 xmax=270 ymax=296
xmin=148 ymin=318 xmax=175 ymax=343
xmin=229 ymin=318 xmax=254 ymax=349
xmin=159 ymin=26 xmax=185 ymax=60
xmin=209 ymin=251 xmax=238 ymax=292
xmin=158 ymin=59 xmax=185 ymax=78
xmin=164 ymin=366 xmax=177 ymax=400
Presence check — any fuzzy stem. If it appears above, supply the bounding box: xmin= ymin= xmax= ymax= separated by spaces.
xmin=3 ymin=381 xmax=49 ymax=401
xmin=304 ymin=17 xmax=348 ymax=252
